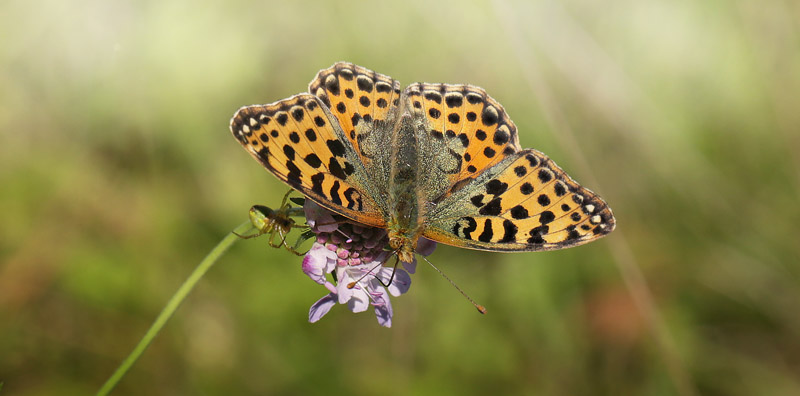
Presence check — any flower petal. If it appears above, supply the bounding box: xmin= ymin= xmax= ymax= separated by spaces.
xmin=302 ymin=244 xmax=333 ymax=284
xmin=371 ymin=288 xmax=393 ymax=327
xmin=347 ymin=290 xmax=370 ymax=313
xmin=336 ymin=282 xmax=355 ymax=304
xmin=386 ymin=269 xmax=411 ymax=297
xmin=308 ymin=294 xmax=337 ymax=323
xmin=416 ymin=237 xmax=437 ymax=256
xmin=402 ymin=258 xmax=417 ymax=274
xmin=303 ymin=200 xmax=338 ymax=233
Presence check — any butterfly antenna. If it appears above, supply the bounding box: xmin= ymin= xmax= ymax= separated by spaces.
xmin=347 ymin=250 xmax=400 ymax=289
xmin=347 ymin=259 xmax=386 ymax=289
xmin=374 ymin=254 xmax=399 ymax=288
xmin=421 ymin=255 xmax=487 ymax=314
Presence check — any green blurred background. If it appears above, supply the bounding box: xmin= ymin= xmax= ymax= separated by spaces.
xmin=2 ymin=0 xmax=799 ymax=394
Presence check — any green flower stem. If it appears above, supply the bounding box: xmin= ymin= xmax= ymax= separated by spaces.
xmin=97 ymin=221 xmax=254 ymax=396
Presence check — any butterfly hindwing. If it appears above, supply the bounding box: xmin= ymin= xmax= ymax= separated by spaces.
xmin=230 ymin=94 xmax=386 ymax=227
xmin=423 ymin=149 xmax=615 ymax=251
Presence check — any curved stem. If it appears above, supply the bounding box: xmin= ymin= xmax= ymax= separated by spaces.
xmin=97 ymin=221 xmax=254 ymax=396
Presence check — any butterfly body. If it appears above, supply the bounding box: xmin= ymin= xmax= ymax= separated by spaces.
xmin=385 ymin=112 xmax=428 ymax=262
xmin=231 ymin=62 xmax=615 ymax=262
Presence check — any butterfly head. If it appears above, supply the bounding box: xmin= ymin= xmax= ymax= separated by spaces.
xmin=388 ymin=231 xmax=417 ymax=263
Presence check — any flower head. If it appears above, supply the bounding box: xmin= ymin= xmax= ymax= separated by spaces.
xmin=301 ymin=200 xmax=435 ymax=327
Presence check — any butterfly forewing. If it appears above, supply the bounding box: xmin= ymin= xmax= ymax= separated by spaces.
xmin=230 ymin=94 xmax=385 ymax=227
xmin=308 ymin=62 xmax=402 ymax=165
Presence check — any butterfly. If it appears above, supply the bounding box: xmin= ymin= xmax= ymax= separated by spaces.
xmin=230 ymin=62 xmax=615 ymax=263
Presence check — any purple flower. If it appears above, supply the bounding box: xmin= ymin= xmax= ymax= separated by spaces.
xmin=301 ymin=200 xmax=436 ymax=327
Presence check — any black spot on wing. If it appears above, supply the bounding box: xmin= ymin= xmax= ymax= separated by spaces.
xmin=304 ymin=153 xmax=322 ymax=168
xmin=286 ymin=161 xmax=302 ymax=185
xmin=343 ymin=187 xmax=362 ymax=210
xmin=376 ymin=82 xmax=392 ymax=93
xmin=566 ymin=225 xmax=580 ymax=240
xmin=479 ymin=197 xmax=502 ymax=216
xmin=486 ymin=179 xmax=508 ymax=195
xmin=291 ymin=108 xmax=304 ymax=122
xmin=339 ymin=69 xmax=354 ymax=81
xmin=528 ymin=225 xmax=548 ymax=244
xmin=328 ymin=158 xmax=347 ymax=179
xmin=356 ymin=76 xmax=374 ymax=92
xmin=276 ymin=113 xmax=288 ymax=126
xmin=466 ymin=93 xmax=482 ymax=104
xmin=478 ymin=219 xmax=493 ymax=242
xmin=453 ymin=216 xmax=478 ymax=240
xmin=538 ymin=168 xmax=553 ymax=183
xmin=510 ymin=205 xmax=529 ymax=219
xmin=499 ymin=220 xmax=517 ymax=243
xmin=445 ymin=94 xmax=463 ymax=108
xmin=325 ymin=75 xmax=340 ymax=96
xmin=493 ymin=129 xmax=509 ymax=145
xmin=282 ymin=145 xmax=296 ymax=161
xmin=424 ymin=91 xmax=442 ymax=104
xmin=481 ymin=107 xmax=498 ymax=126
xmin=256 ymin=147 xmax=270 ymax=164
xmin=326 ymin=139 xmax=346 ymax=157
xmin=304 ymin=128 xmax=317 ymax=141
xmin=525 ymin=154 xmax=539 ymax=167
xmin=538 ymin=194 xmax=550 ymax=206
xmin=330 ymin=180 xmax=342 ymax=205
xmin=470 ymin=194 xmax=484 ymax=207
xmin=311 ymin=173 xmax=325 ymax=195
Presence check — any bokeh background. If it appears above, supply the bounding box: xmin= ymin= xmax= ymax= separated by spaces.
xmin=2 ymin=0 xmax=799 ymax=394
